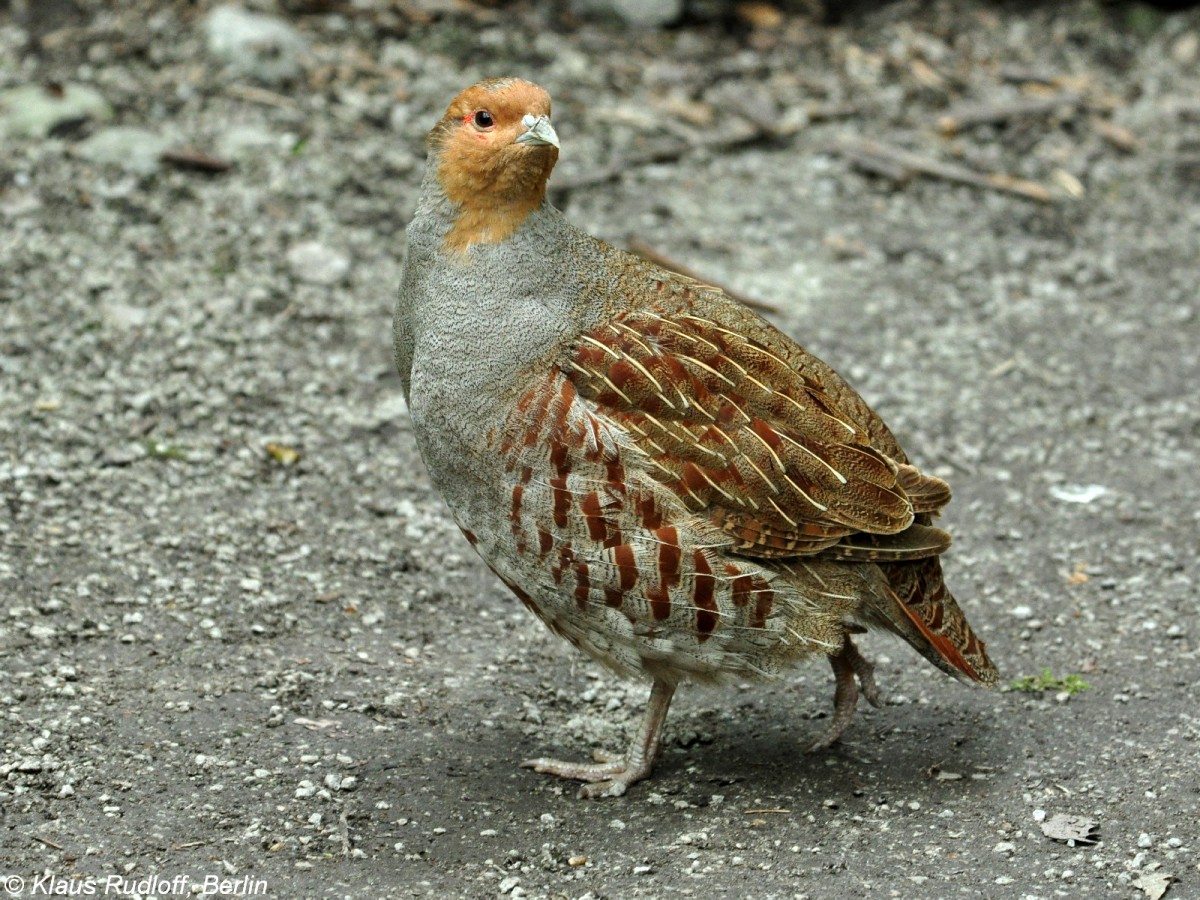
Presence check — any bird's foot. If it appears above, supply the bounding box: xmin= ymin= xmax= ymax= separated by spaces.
xmin=807 ymin=638 xmax=881 ymax=751
xmin=521 ymin=679 xmax=677 ymax=799
xmin=520 ymin=752 xmax=650 ymax=799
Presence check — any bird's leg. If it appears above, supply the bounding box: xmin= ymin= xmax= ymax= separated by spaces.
xmin=522 ymin=678 xmax=676 ymax=799
xmin=844 ymin=636 xmax=882 ymax=708
xmin=808 ymin=636 xmax=881 ymax=751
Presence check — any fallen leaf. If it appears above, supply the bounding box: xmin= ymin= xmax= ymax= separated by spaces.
xmin=1052 ymin=167 xmax=1085 ymax=198
xmin=736 ymin=2 xmax=783 ymax=29
xmin=910 ymin=59 xmax=947 ymax=89
xmin=293 ymin=717 xmax=339 ymax=731
xmin=1040 ymin=813 xmax=1099 ymax=846
xmin=265 ymin=442 xmax=301 ymax=465
xmin=1133 ymin=870 xmax=1173 ymax=900
xmin=1092 ymin=116 xmax=1141 ymax=153
xmin=1049 ymin=483 xmax=1108 ymax=504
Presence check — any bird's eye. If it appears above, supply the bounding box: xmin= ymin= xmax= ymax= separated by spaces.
xmin=473 ymin=110 xmax=494 ymax=129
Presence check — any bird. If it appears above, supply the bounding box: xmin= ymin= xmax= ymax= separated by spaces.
xmin=394 ymin=77 xmax=999 ymax=799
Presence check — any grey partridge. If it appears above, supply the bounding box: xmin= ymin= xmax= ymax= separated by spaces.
xmin=394 ymin=78 xmax=999 ymax=799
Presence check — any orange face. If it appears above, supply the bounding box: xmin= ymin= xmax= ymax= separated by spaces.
xmin=429 ymin=79 xmax=560 ymax=254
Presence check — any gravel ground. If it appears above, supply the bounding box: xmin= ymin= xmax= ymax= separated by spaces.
xmin=2 ymin=1 xmax=1199 ymax=898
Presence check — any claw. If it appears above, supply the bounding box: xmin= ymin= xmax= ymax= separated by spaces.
xmin=521 ymin=679 xmax=676 ymax=798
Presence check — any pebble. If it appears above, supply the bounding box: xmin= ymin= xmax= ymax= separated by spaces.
xmin=204 ymin=5 xmax=309 ymax=84
xmin=216 ymin=123 xmax=282 ymax=161
xmin=1011 ymin=605 xmax=1034 ymax=620
xmin=287 ymin=241 xmax=352 ymax=285
xmin=1138 ymin=832 xmax=1153 ymax=848
xmin=76 ymin=127 xmax=172 ymax=176
xmin=570 ymin=0 xmax=682 ymax=27
xmin=1049 ymin=483 xmax=1108 ymax=504
xmin=0 ymin=83 xmax=113 ymax=138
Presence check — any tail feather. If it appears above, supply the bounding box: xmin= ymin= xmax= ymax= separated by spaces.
xmin=867 ymin=556 xmax=999 ymax=687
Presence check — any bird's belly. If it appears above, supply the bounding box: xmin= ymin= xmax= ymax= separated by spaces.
xmin=451 ymin=369 xmax=849 ymax=683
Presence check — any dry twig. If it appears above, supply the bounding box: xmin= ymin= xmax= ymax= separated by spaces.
xmin=834 ymin=138 xmax=1053 ymax=202
xmin=937 ymin=93 xmax=1083 ymax=135
xmin=161 ymin=147 xmax=234 ymax=173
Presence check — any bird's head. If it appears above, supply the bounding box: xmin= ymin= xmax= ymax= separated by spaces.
xmin=428 ymin=78 xmax=560 ymax=254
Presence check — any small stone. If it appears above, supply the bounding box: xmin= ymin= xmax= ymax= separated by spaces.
xmin=1138 ymin=833 xmax=1153 ymax=848
xmin=570 ymin=0 xmax=682 ymax=27
xmin=216 ymin=124 xmax=281 ymax=161
xmin=1049 ymin=483 xmax=1108 ymax=504
xmin=1032 ymin=809 xmax=1046 ymax=822
xmin=294 ymin=780 xmax=316 ymax=798
xmin=498 ymin=875 xmax=519 ymax=894
xmin=0 ymin=83 xmax=113 ymax=138
xmin=1011 ymin=606 xmax=1034 ymax=620
xmin=77 ymin=127 xmax=172 ymax=176
xmin=205 ymin=5 xmax=309 ymax=85
xmin=1173 ymin=31 xmax=1199 ymax=66
xmin=287 ymin=241 xmax=351 ymax=285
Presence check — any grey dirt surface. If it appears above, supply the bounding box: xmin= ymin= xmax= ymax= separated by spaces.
xmin=2 ymin=1 xmax=1199 ymax=898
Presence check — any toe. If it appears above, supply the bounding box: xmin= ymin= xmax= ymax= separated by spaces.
xmin=520 ymin=755 xmax=627 ymax=782
xmin=578 ymin=778 xmax=629 ymax=800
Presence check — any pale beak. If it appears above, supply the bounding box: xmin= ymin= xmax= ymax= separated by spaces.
xmin=515 ymin=113 xmax=559 ymax=149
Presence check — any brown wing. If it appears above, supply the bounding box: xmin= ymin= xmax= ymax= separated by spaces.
xmin=565 ymin=276 xmax=998 ymax=686
xmin=566 ymin=301 xmax=952 ymax=559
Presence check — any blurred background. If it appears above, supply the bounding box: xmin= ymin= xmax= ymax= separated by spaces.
xmin=2 ymin=2 xmax=1198 ymax=898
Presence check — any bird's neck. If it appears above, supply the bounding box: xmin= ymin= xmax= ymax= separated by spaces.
xmin=419 ymin=153 xmax=554 ymax=255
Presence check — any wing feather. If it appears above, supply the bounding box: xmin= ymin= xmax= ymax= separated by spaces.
xmin=568 ymin=296 xmax=951 ymax=559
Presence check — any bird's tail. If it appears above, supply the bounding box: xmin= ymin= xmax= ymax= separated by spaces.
xmin=871 ymin=556 xmax=1000 ymax=687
